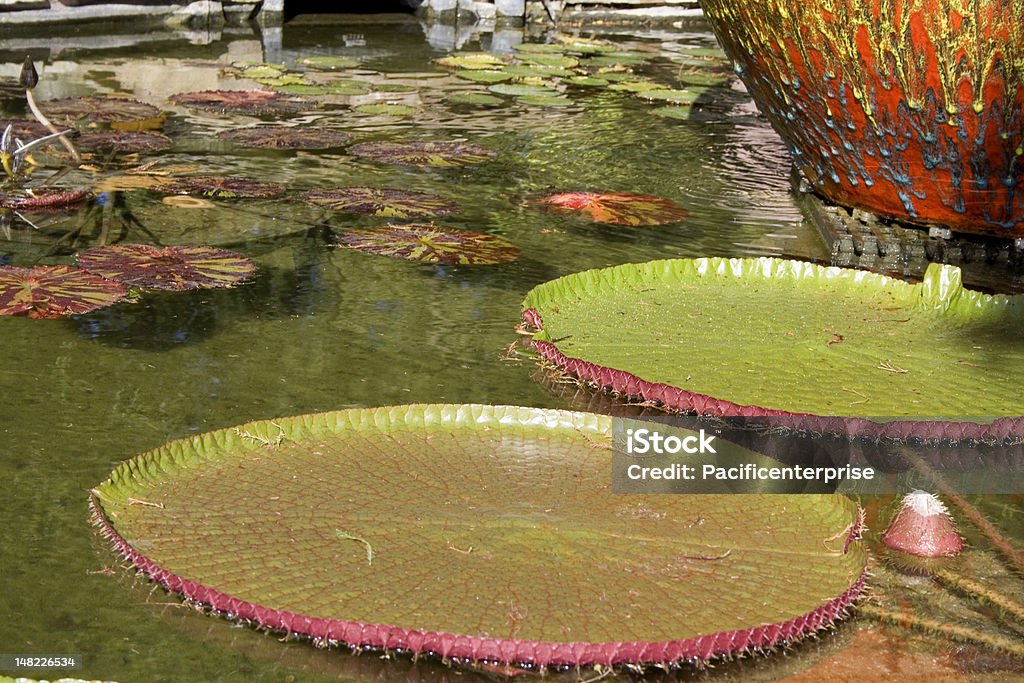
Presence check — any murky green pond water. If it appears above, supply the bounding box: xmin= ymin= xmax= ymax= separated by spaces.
xmin=1 ymin=14 xmax=1022 ymax=683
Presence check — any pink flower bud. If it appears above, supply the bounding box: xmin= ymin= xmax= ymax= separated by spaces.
xmin=883 ymin=491 xmax=964 ymax=558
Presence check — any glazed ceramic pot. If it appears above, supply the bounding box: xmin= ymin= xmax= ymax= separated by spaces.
xmin=701 ymin=0 xmax=1024 ymax=237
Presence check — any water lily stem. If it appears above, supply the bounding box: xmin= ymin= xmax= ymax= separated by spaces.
xmin=859 ymin=602 xmax=1024 ymax=658
xmin=934 ymin=567 xmax=1024 ymax=626
xmin=25 ymin=89 xmax=80 ymax=162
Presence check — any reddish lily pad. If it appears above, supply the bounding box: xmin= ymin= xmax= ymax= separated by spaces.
xmin=39 ymin=96 xmax=164 ymax=126
xmin=0 ymin=265 xmax=127 ymax=319
xmin=216 ymin=126 xmax=351 ymax=149
xmin=155 ymin=176 xmax=285 ymax=199
xmin=76 ymin=131 xmax=172 ymax=154
xmin=538 ymin=191 xmax=689 ymax=226
xmin=348 ymin=141 xmax=496 ymax=167
xmin=334 ymin=223 xmax=519 ymax=265
xmin=302 ymin=187 xmax=456 ymax=219
xmin=0 ymin=118 xmax=73 ymax=140
xmin=90 ymin=404 xmax=868 ymax=669
xmin=2 ymin=189 xmax=90 ymax=210
xmin=169 ymin=90 xmax=311 ymax=115
xmin=77 ymin=244 xmax=257 ymax=291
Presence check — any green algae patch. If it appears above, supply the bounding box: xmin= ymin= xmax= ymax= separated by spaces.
xmin=92 ymin=404 xmax=867 ymax=668
xmin=522 ymin=258 xmax=1024 ymax=418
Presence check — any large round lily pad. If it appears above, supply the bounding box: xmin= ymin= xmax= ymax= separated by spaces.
xmin=170 ymin=90 xmax=310 ymax=115
xmin=77 ymin=244 xmax=257 ymax=291
xmin=155 ymin=176 xmax=285 ymax=199
xmin=303 ymin=187 xmax=456 ymax=219
xmin=0 ymin=265 xmax=127 ymax=318
xmin=91 ymin=404 xmax=867 ymax=668
xmin=76 ymin=131 xmax=172 ymax=154
xmin=349 ymin=141 xmax=496 ymax=167
xmin=216 ymin=126 xmax=351 ymax=149
xmin=39 ymin=96 xmax=164 ymax=127
xmin=334 ymin=224 xmax=519 ymax=265
xmin=537 ymin=191 xmax=688 ymax=226
xmin=521 ymin=258 xmax=1024 ymax=435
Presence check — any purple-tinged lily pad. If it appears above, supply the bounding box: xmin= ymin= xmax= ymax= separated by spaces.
xmin=75 ymin=131 xmax=173 ymax=154
xmin=90 ymin=404 xmax=868 ymax=669
xmin=216 ymin=126 xmax=351 ymax=150
xmin=335 ymin=223 xmax=519 ymax=265
xmin=77 ymin=244 xmax=257 ymax=291
xmin=0 ymin=118 xmax=73 ymax=140
xmin=0 ymin=265 xmax=128 ymax=319
xmin=538 ymin=191 xmax=689 ymax=226
xmin=39 ymin=96 xmax=165 ymax=127
xmin=348 ymin=141 xmax=496 ymax=167
xmin=303 ymin=187 xmax=456 ymax=219
xmin=2 ymin=189 xmax=90 ymax=210
xmin=155 ymin=176 xmax=285 ymax=199
xmin=169 ymin=90 xmax=311 ymax=115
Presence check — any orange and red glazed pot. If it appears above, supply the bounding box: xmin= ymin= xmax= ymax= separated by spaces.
xmin=701 ymin=0 xmax=1024 ymax=237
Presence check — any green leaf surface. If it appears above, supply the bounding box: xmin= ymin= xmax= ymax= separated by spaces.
xmin=353 ymin=103 xmax=417 ymax=117
xmin=522 ymin=258 xmax=1024 ymax=416
xmin=444 ymin=93 xmax=505 ymax=107
xmin=435 ymin=53 xmax=505 ymax=70
xmin=515 ymin=94 xmax=574 ymax=107
xmin=298 ymin=56 xmax=361 ymax=70
xmin=488 ymin=83 xmax=558 ymax=97
xmin=92 ymin=404 xmax=866 ymax=665
xmin=455 ymin=69 xmax=513 ymax=83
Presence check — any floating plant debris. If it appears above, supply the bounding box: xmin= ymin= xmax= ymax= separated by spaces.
xmin=2 ymin=188 xmax=90 ymax=210
xmin=77 ymin=244 xmax=257 ymax=291
xmin=76 ymin=131 xmax=172 ymax=154
xmin=39 ymin=96 xmax=164 ymax=127
xmin=156 ymin=176 xmax=285 ymax=199
xmin=297 ymin=56 xmax=361 ymax=70
xmin=216 ymin=126 xmax=351 ymax=149
xmin=434 ymin=52 xmax=505 ymax=70
xmin=0 ymin=265 xmax=127 ymax=319
xmin=335 ymin=223 xmax=519 ymax=265
xmin=91 ymin=404 xmax=867 ymax=668
xmin=353 ymin=103 xmax=417 ymax=117
xmin=303 ymin=187 xmax=456 ymax=219
xmin=170 ymin=90 xmax=310 ymax=115
xmin=521 ymin=258 xmax=1024 ymax=429
xmin=348 ymin=141 xmax=496 ymax=167
xmin=538 ymin=191 xmax=689 ymax=226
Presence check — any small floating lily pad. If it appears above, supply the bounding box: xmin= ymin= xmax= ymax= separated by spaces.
xmin=156 ymin=176 xmax=285 ymax=199
xmin=639 ymin=89 xmax=702 ymax=105
xmin=303 ymin=187 xmax=456 ymax=219
xmin=77 ymin=244 xmax=257 ymax=291
xmin=567 ymin=76 xmax=610 ymax=87
xmin=275 ymin=80 xmax=373 ymax=96
xmin=349 ymin=141 xmax=496 ymax=167
xmin=298 ymin=56 xmax=361 ymax=70
xmin=2 ymin=188 xmax=90 ymax=210
xmin=522 ymin=258 xmax=1024 ymax=424
xmin=0 ymin=118 xmax=73 ymax=140
xmin=444 ymin=93 xmax=505 ymax=107
xmin=170 ymin=90 xmax=310 ymax=115
xmin=584 ymin=53 xmax=650 ymax=67
xmin=538 ymin=191 xmax=689 ymax=226
xmin=0 ymin=265 xmax=127 ymax=319
xmin=516 ymin=94 xmax=574 ymax=107
xmin=435 ymin=52 xmax=505 ymax=70
xmin=521 ymin=54 xmax=579 ymax=69
xmin=240 ymin=64 xmax=288 ymax=80
xmin=608 ymin=80 xmax=663 ymax=93
xmin=216 ymin=126 xmax=351 ymax=149
xmin=488 ymin=83 xmax=558 ymax=97
xmin=512 ymin=43 xmax=570 ymax=54
xmin=455 ymin=69 xmax=513 ymax=83
xmin=91 ymin=404 xmax=867 ymax=668
xmin=373 ymin=83 xmax=419 ymax=93
xmin=76 ymin=131 xmax=172 ymax=154
xmin=676 ymin=71 xmax=733 ymax=87
xmin=501 ymin=64 xmax=576 ymax=79
xmin=353 ymin=103 xmax=417 ymax=116
xmin=255 ymin=75 xmax=313 ymax=88
xmin=39 ymin=96 xmax=164 ymax=127
xmin=335 ymin=223 xmax=519 ymax=265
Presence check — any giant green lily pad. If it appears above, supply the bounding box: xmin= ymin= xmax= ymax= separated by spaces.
xmin=0 ymin=265 xmax=127 ymax=319
xmin=521 ymin=258 xmax=1024 ymax=427
xmin=91 ymin=404 xmax=867 ymax=668
xmin=77 ymin=244 xmax=257 ymax=291
xmin=335 ymin=224 xmax=519 ymax=265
